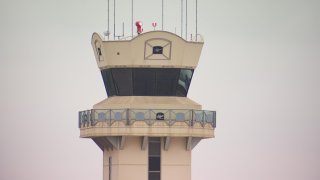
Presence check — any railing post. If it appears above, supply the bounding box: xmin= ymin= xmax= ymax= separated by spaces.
xmin=191 ymin=110 xmax=194 ymax=127
xmin=109 ymin=109 xmax=112 ymax=126
xmin=169 ymin=109 xmax=172 ymax=126
xmin=78 ymin=111 xmax=81 ymax=128
xmin=202 ymin=110 xmax=205 ymax=127
xmin=126 ymin=109 xmax=129 ymax=126
xmin=90 ymin=109 xmax=94 ymax=126
xmin=149 ymin=109 xmax=153 ymax=126
xmin=213 ymin=111 xmax=216 ymax=128
xmin=84 ymin=112 xmax=88 ymax=127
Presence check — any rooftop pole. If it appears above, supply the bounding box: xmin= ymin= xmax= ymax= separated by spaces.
xmin=181 ymin=0 xmax=183 ymax=37
xmin=108 ymin=0 xmax=110 ymax=40
xmin=114 ymin=0 xmax=116 ymax=40
xmin=132 ymin=0 xmax=133 ymax=37
xmin=186 ymin=0 xmax=188 ymax=40
xmin=196 ymin=0 xmax=198 ymax=41
xmin=122 ymin=22 xmax=124 ymax=37
xmin=162 ymin=0 xmax=164 ymax=30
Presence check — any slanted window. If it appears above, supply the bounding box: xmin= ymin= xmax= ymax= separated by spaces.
xmin=111 ymin=68 xmax=133 ymax=95
xmin=177 ymin=69 xmax=193 ymax=96
xmin=101 ymin=70 xmax=116 ymax=96
xmin=101 ymin=68 xmax=194 ymax=97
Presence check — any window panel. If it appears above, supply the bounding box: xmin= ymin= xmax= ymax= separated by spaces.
xmin=112 ymin=69 xmax=133 ymax=96
xmin=149 ymin=157 xmax=160 ymax=171
xmin=148 ymin=137 xmax=161 ymax=180
xmin=101 ymin=68 xmax=194 ymax=97
xmin=177 ymin=69 xmax=193 ymax=96
xmin=156 ymin=68 xmax=179 ymax=96
xmin=148 ymin=172 xmax=160 ymax=180
xmin=133 ymin=68 xmax=156 ymax=96
xmin=101 ymin=70 xmax=116 ymax=96
xmin=149 ymin=142 xmax=161 ymax=156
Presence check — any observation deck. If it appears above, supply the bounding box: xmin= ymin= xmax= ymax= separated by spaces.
xmin=79 ymin=96 xmax=215 ymax=139
xmin=79 ymin=108 xmax=215 ymax=138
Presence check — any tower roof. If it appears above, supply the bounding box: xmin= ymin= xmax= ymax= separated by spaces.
xmin=92 ymin=31 xmax=204 ymax=70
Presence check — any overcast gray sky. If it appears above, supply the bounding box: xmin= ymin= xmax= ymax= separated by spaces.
xmin=1 ymin=0 xmax=320 ymax=180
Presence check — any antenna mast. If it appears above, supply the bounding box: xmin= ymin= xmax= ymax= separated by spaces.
xmin=122 ymin=22 xmax=124 ymax=37
xmin=132 ymin=0 xmax=133 ymax=37
xmin=196 ymin=0 xmax=198 ymax=41
xmin=185 ymin=0 xmax=188 ymax=40
xmin=162 ymin=0 xmax=164 ymax=30
xmin=113 ymin=0 xmax=116 ymax=40
xmin=181 ymin=0 xmax=183 ymax=37
xmin=107 ymin=0 xmax=110 ymax=40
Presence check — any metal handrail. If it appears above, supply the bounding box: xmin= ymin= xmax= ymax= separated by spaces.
xmin=79 ymin=109 xmax=216 ymax=128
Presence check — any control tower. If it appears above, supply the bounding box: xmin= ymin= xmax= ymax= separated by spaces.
xmin=79 ymin=23 xmax=216 ymax=180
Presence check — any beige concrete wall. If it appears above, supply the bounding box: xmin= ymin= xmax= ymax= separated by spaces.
xmin=103 ymin=150 xmax=109 ymax=180
xmin=161 ymin=137 xmax=191 ymax=180
xmin=102 ymin=137 xmax=195 ymax=180
xmin=81 ymin=124 xmax=214 ymax=138
xmin=91 ymin=31 xmax=204 ymax=69
xmin=103 ymin=137 xmax=148 ymax=180
xmin=93 ymin=96 xmax=202 ymax=110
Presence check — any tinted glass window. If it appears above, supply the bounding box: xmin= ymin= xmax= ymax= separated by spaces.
xmin=148 ymin=137 xmax=161 ymax=180
xmin=149 ymin=157 xmax=160 ymax=171
xmin=101 ymin=68 xmax=193 ymax=97
xmin=156 ymin=68 xmax=179 ymax=96
xmin=133 ymin=68 xmax=155 ymax=95
xmin=149 ymin=172 xmax=160 ymax=180
xmin=149 ymin=142 xmax=161 ymax=156
xmin=177 ymin=69 xmax=193 ymax=96
xmin=112 ymin=69 xmax=133 ymax=95
xmin=101 ymin=70 xmax=116 ymax=96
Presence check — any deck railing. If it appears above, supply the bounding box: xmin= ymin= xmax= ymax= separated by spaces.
xmin=79 ymin=109 xmax=216 ymax=128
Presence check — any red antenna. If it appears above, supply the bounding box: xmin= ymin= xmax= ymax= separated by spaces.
xmin=152 ymin=22 xmax=157 ymax=31
xmin=135 ymin=21 xmax=143 ymax=35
